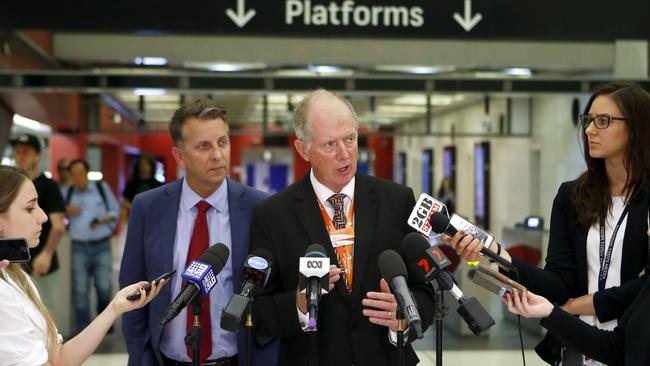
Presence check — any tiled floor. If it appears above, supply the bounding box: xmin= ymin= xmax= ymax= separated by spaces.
xmin=85 ymin=350 xmax=549 ymax=366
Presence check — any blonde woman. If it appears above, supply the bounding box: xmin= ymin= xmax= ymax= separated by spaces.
xmin=0 ymin=165 xmax=167 ymax=366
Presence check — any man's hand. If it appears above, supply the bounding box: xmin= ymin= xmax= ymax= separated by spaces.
xmin=31 ymin=250 xmax=53 ymax=277
xmin=362 ymin=279 xmax=399 ymax=331
xmin=66 ymin=205 xmax=81 ymax=216
xmin=296 ymin=265 xmax=341 ymax=314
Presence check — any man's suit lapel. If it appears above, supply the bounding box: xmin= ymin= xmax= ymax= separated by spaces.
xmin=151 ymin=180 xmax=182 ymax=347
xmin=293 ymin=176 xmax=351 ymax=304
xmin=351 ymin=175 xmax=377 ymax=302
xmin=228 ymin=178 xmax=248 ymax=290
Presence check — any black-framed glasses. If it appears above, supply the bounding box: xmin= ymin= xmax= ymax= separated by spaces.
xmin=578 ymin=113 xmax=627 ymax=129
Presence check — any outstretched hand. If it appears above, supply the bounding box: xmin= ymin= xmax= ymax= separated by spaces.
xmin=110 ymin=278 xmax=169 ymax=315
xmin=440 ymin=231 xmax=484 ymax=262
xmin=504 ymin=288 xmax=554 ymax=319
xmin=0 ymin=259 xmax=9 ymax=270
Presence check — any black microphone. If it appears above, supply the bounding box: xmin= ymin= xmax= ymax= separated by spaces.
xmin=401 ymin=232 xmax=495 ymax=336
xmin=160 ymin=243 xmax=230 ymax=326
xmin=220 ymin=248 xmax=274 ymax=332
xmin=378 ymin=249 xmax=423 ymax=339
xmin=429 ymin=212 xmax=515 ymax=270
xmin=299 ymin=244 xmax=330 ymax=330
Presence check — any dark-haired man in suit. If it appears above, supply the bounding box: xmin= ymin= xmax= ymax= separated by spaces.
xmin=120 ymin=98 xmax=277 ymax=366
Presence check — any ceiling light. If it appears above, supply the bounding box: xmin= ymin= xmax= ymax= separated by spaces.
xmin=375 ymin=65 xmax=455 ymax=74
xmin=133 ymin=88 xmax=167 ymax=96
xmin=502 ymin=68 xmax=532 ymax=77
xmin=12 ymin=114 xmax=52 ymax=134
xmin=307 ymin=65 xmax=344 ymax=74
xmin=184 ymin=62 xmax=267 ymax=72
xmin=134 ymin=57 xmax=168 ymax=66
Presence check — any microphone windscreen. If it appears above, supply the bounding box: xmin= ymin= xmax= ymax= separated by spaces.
xmin=305 ymin=243 xmax=327 ymax=258
xmin=401 ymin=232 xmax=431 ymax=262
xmin=430 ymin=212 xmax=451 ymax=234
xmin=378 ymin=249 xmax=408 ymax=282
xmin=250 ymin=248 xmax=274 ymax=263
xmin=200 ymin=243 xmax=230 ymax=273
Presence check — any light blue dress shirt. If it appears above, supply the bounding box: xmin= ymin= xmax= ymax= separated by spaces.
xmin=66 ymin=181 xmax=119 ymax=241
xmin=159 ymin=178 xmax=237 ymax=361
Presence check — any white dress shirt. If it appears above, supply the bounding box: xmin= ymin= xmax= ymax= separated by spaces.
xmin=578 ymin=196 xmax=626 ymax=366
xmin=0 ymin=269 xmax=62 ymax=366
xmin=159 ymin=178 xmax=237 ymax=362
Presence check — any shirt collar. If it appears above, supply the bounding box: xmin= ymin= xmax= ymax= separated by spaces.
xmin=310 ymin=169 xmax=355 ymax=205
xmin=180 ymin=177 xmax=229 ymax=213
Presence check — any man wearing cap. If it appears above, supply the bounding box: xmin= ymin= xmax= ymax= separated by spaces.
xmin=10 ymin=134 xmax=67 ymax=303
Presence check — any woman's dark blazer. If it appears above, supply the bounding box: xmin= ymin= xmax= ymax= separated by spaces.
xmin=541 ymin=270 xmax=650 ymax=366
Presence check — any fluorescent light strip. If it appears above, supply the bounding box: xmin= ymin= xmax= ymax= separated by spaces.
xmin=12 ymin=114 xmax=52 ymax=133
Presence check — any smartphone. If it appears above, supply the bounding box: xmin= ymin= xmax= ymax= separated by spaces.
xmin=0 ymin=238 xmax=31 ymax=263
xmin=126 ymin=269 xmax=176 ymax=301
xmin=449 ymin=214 xmax=495 ymax=249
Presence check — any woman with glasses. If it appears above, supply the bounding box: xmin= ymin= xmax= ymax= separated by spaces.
xmin=0 ymin=165 xmax=168 ymax=366
xmin=445 ymin=82 xmax=650 ymax=365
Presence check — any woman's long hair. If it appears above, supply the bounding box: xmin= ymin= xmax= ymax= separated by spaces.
xmin=574 ymin=82 xmax=650 ymax=226
xmin=0 ymin=165 xmax=58 ymax=357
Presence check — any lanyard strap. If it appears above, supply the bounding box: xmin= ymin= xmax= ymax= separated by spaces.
xmin=598 ymin=205 xmax=629 ymax=291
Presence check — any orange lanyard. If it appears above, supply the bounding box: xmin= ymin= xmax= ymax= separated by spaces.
xmin=317 ymin=197 xmax=355 ymax=292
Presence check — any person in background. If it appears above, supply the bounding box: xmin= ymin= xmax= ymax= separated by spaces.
xmin=10 ymin=134 xmax=66 ymax=302
xmin=121 ymin=154 xmax=163 ymax=216
xmin=56 ymin=158 xmax=72 ymax=195
xmin=445 ymin=82 xmax=650 ymax=365
xmin=65 ymin=158 xmax=120 ymax=334
xmin=0 ymin=164 xmax=167 ymax=366
xmin=437 ymin=176 xmax=456 ymax=215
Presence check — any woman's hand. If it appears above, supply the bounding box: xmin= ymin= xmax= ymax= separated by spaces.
xmin=504 ymin=288 xmax=554 ymax=318
xmin=110 ymin=278 xmax=169 ymax=315
xmin=0 ymin=259 xmax=9 ymax=269
xmin=440 ymin=231 xmax=484 ymax=262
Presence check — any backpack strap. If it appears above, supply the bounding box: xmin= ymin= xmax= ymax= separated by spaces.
xmin=95 ymin=180 xmax=109 ymax=211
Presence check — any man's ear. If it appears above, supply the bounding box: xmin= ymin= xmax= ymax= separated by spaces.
xmin=294 ymin=139 xmax=310 ymax=162
xmin=171 ymin=146 xmax=186 ymax=169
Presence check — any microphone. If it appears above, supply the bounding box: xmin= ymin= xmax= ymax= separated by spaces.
xmin=407 ymin=193 xmax=446 ymax=236
xmin=401 ymin=232 xmax=452 ymax=283
xmin=401 ymin=232 xmax=494 ymax=336
xmin=429 ymin=212 xmax=515 ymax=271
xmin=378 ymin=249 xmax=423 ymax=339
xmin=160 ymin=243 xmax=230 ymax=326
xmin=298 ymin=244 xmax=330 ymax=330
xmin=436 ymin=271 xmax=495 ymax=335
xmin=220 ymin=248 xmax=274 ymax=332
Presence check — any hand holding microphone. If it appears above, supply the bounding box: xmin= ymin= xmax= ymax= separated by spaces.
xmin=430 ymin=212 xmax=514 ymax=271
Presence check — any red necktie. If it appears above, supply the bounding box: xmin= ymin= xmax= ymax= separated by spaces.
xmin=185 ymin=200 xmax=212 ymax=363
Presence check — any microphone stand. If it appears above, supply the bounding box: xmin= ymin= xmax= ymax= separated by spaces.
xmin=433 ymin=287 xmax=447 ymax=366
xmin=245 ymin=300 xmax=254 ymax=366
xmin=184 ymin=297 xmax=202 ymax=366
xmin=396 ymin=309 xmax=407 ymax=366
xmin=307 ymin=326 xmax=318 ymax=366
